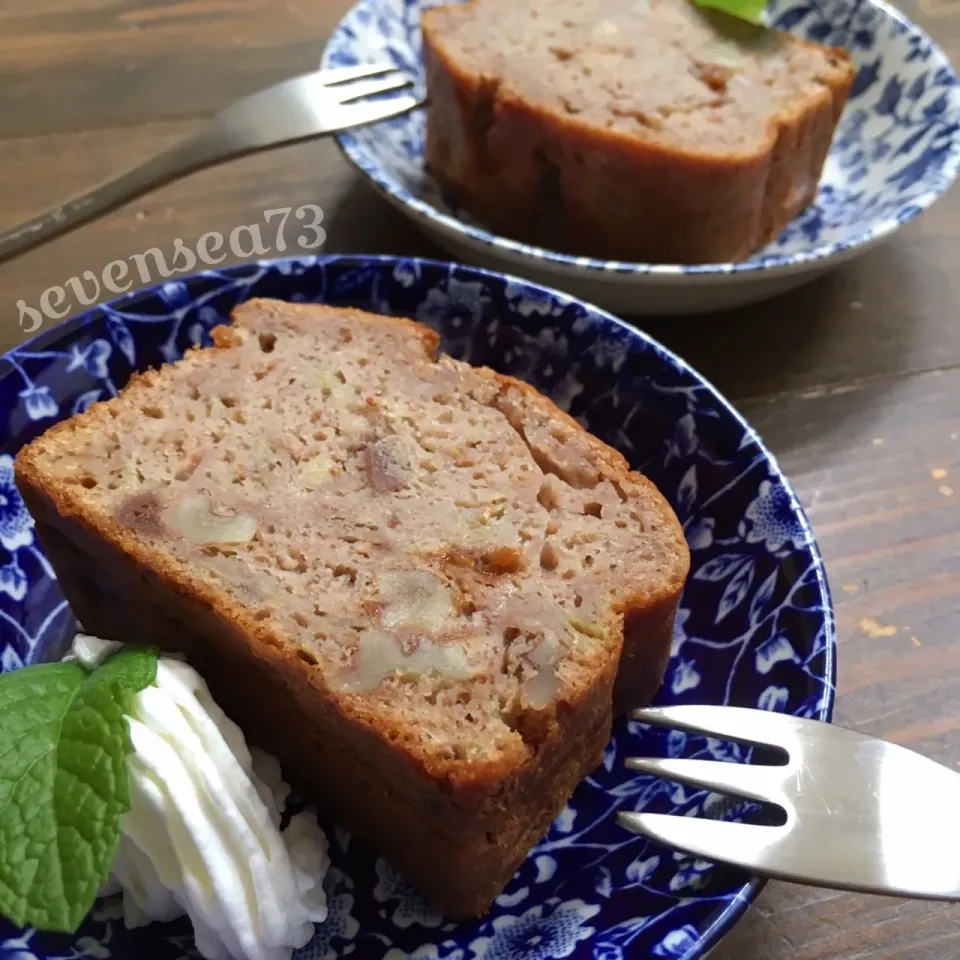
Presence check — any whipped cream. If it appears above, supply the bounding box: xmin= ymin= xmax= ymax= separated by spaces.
xmin=70 ymin=634 xmax=330 ymax=960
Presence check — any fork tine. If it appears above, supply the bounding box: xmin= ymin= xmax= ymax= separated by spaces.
xmin=625 ymin=757 xmax=787 ymax=805
xmin=326 ymin=94 xmax=423 ymax=133
xmin=320 ymin=62 xmax=400 ymax=85
xmin=617 ymin=810 xmax=787 ymax=868
xmin=334 ymin=74 xmax=415 ymax=104
xmin=632 ymin=704 xmax=798 ymax=751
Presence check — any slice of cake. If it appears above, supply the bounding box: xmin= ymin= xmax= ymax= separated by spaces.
xmin=421 ymin=0 xmax=855 ymax=264
xmin=14 ymin=298 xmax=690 ymax=919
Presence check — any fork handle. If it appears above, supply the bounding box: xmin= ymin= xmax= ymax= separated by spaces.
xmin=0 ymin=130 xmax=228 ymax=266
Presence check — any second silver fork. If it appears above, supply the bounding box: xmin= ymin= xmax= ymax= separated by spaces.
xmin=619 ymin=704 xmax=960 ymax=901
xmin=0 ymin=63 xmax=422 ymax=265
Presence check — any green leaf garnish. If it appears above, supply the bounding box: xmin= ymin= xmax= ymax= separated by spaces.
xmin=692 ymin=0 xmax=767 ymax=25
xmin=0 ymin=646 xmax=158 ymax=933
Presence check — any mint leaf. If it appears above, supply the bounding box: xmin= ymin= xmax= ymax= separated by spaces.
xmin=692 ymin=0 xmax=767 ymax=25
xmin=0 ymin=647 xmax=158 ymax=933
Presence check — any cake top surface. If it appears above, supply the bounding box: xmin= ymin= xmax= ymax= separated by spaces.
xmin=423 ymin=0 xmax=853 ymax=155
xmin=17 ymin=299 xmax=688 ymax=779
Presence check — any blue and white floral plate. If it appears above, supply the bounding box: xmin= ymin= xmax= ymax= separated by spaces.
xmin=322 ymin=0 xmax=960 ymax=315
xmin=0 ymin=256 xmax=835 ymax=960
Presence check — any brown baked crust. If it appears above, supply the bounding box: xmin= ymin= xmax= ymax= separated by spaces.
xmin=421 ymin=3 xmax=855 ymax=265
xmin=14 ymin=299 xmax=690 ymax=919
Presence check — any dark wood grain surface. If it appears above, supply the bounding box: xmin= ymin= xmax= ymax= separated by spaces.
xmin=1 ymin=0 xmax=958 ymax=956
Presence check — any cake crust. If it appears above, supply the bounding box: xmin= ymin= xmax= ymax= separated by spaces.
xmin=14 ymin=298 xmax=690 ymax=918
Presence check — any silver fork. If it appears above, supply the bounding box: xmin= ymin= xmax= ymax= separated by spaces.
xmin=0 ymin=63 xmax=421 ymax=265
xmin=619 ymin=704 xmax=960 ymax=901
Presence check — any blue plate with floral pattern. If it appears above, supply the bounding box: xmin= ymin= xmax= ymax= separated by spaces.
xmin=0 ymin=256 xmax=835 ymax=960
xmin=322 ymin=0 xmax=960 ymax=315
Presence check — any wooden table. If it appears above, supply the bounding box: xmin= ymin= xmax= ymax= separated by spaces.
xmin=2 ymin=0 xmax=959 ymax=956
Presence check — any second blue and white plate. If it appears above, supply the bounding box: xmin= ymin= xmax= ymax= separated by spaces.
xmin=322 ymin=0 xmax=960 ymax=315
